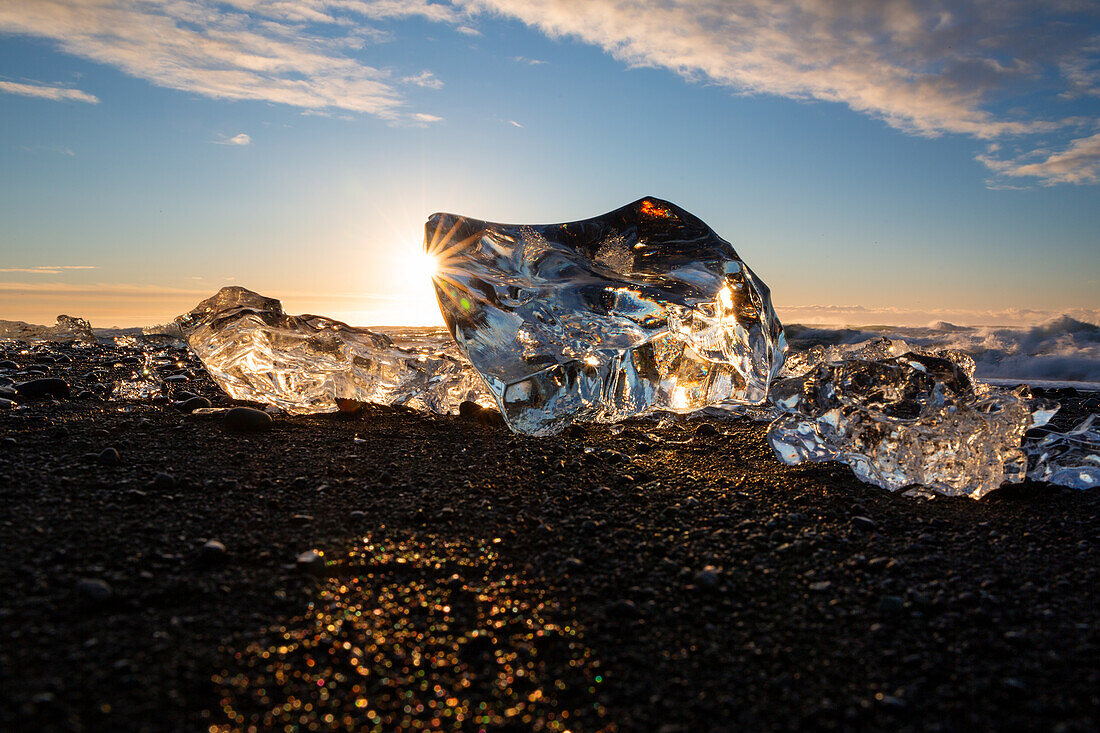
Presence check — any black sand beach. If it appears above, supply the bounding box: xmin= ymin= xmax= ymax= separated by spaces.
xmin=2 ymin=340 xmax=1098 ymax=731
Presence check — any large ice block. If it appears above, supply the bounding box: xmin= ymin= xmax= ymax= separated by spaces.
xmin=176 ymin=287 xmax=489 ymax=415
xmin=426 ymin=197 xmax=787 ymax=435
xmin=766 ymin=351 xmax=1034 ymax=499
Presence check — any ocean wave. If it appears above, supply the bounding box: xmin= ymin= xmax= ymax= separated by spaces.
xmin=786 ymin=315 xmax=1100 ymax=385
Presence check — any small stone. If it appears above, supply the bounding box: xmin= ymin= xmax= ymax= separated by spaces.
xmin=693 ymin=565 xmax=721 ymax=589
xmin=809 ymin=581 xmax=832 ymax=592
xmin=458 ymin=400 xmax=506 ymax=428
xmin=201 ymin=540 xmax=227 ymax=561
xmin=152 ymin=473 xmax=175 ymax=491
xmin=695 ymin=423 xmax=719 ymax=437
xmin=175 ymin=396 xmax=211 ymax=413
xmin=878 ymin=595 xmax=906 ymax=616
xmin=15 ymin=377 xmax=70 ymax=400
xmin=867 ymin=556 xmax=892 ymax=572
xmin=297 ymin=549 xmax=326 ymax=574
xmin=0 ymin=398 xmax=12 ymax=409
xmin=291 ymin=514 xmax=314 ymax=524
xmin=561 ymin=557 xmax=584 ymax=574
xmin=77 ymin=578 xmax=112 ymax=603
xmin=0 ymin=360 xmax=17 ymax=369
xmin=224 ymin=406 xmax=273 ymax=432
xmin=606 ymin=599 xmax=642 ymax=619
xmin=851 ymin=516 xmax=877 ymax=532
xmin=98 ymin=447 xmax=121 ymax=467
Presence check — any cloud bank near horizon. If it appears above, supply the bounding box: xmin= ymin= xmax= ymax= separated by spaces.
xmin=777 ymin=304 xmax=1100 ymax=329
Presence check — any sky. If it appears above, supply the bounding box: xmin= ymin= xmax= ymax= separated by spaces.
xmin=1 ymin=0 xmax=1098 ymax=328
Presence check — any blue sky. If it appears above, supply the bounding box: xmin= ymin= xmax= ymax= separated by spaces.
xmin=1 ymin=0 xmax=1098 ymax=327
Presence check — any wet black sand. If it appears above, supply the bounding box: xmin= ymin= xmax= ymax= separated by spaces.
xmin=1 ymin=341 xmax=1098 ymax=731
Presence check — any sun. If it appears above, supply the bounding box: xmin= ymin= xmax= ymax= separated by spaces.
xmin=399 ymin=249 xmax=439 ymax=288
xmin=379 ymin=246 xmax=443 ymax=326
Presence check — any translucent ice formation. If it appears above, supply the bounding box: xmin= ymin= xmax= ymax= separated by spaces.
xmin=766 ymin=351 xmax=1035 ymax=498
xmin=1025 ymin=414 xmax=1100 ymax=489
xmin=56 ymin=314 xmax=97 ymax=345
xmin=176 ymin=287 xmax=489 ymax=415
xmin=426 ymin=197 xmax=787 ymax=435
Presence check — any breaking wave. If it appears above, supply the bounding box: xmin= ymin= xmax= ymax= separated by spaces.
xmin=786 ymin=315 xmax=1100 ymax=387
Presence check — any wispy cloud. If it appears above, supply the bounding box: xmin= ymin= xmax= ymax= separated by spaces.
xmin=512 ymin=56 xmax=546 ymax=66
xmin=19 ymin=144 xmax=75 ymax=156
xmin=0 ymin=79 xmax=98 ymax=103
xmin=0 ymin=0 xmax=450 ymax=122
xmin=459 ymin=0 xmax=1100 ymax=185
xmin=507 ymin=119 xmax=523 ymax=128
xmin=410 ymin=112 xmax=444 ymax=125
xmin=403 ymin=70 xmax=444 ymax=90
xmin=0 ymin=265 xmax=97 ymax=274
xmin=977 ymin=132 xmax=1100 ymax=186
xmin=214 ymin=132 xmax=252 ymax=146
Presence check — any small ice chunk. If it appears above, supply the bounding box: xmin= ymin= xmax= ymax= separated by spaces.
xmin=56 ymin=314 xmax=97 ymax=345
xmin=111 ymin=380 xmax=163 ymax=401
xmin=175 ymin=287 xmax=490 ymax=415
xmin=766 ymin=351 xmax=1032 ymax=499
xmin=1025 ymin=414 xmax=1100 ymax=489
xmin=426 ymin=197 xmax=786 ymax=435
xmin=112 ymin=354 xmax=164 ymax=400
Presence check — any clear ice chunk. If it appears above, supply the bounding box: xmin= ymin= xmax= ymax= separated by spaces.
xmin=426 ymin=197 xmax=787 ymax=436
xmin=1025 ymin=413 xmax=1100 ymax=489
xmin=766 ymin=351 xmax=1034 ymax=499
xmin=175 ymin=287 xmax=489 ymax=415
xmin=56 ymin=314 xmax=97 ymax=345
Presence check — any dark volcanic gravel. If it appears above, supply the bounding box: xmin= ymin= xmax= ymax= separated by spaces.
xmin=1 ymin=340 xmax=1098 ymax=732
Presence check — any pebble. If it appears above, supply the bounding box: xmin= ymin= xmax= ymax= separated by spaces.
xmin=76 ymin=578 xmax=112 ymax=603
xmin=296 ymin=549 xmax=326 ymax=574
xmin=0 ymin=398 xmax=12 ymax=409
xmin=561 ymin=557 xmax=584 ymax=574
xmin=695 ymin=423 xmax=719 ymax=437
xmin=175 ymin=396 xmax=211 ymax=413
xmin=201 ymin=540 xmax=227 ymax=562
xmin=0 ymin=359 xmax=17 ymax=369
xmin=879 ymin=595 xmax=906 ymax=616
xmin=458 ymin=400 xmax=506 ymax=428
xmin=15 ymin=378 xmax=71 ymax=400
xmin=694 ymin=565 xmax=721 ymax=589
xmin=224 ymin=407 xmax=273 ymax=432
xmin=152 ymin=473 xmax=176 ymax=491
xmin=606 ymin=599 xmax=642 ymax=619
xmin=98 ymin=447 xmax=121 ymax=467
xmin=851 ymin=516 xmax=877 ymax=532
